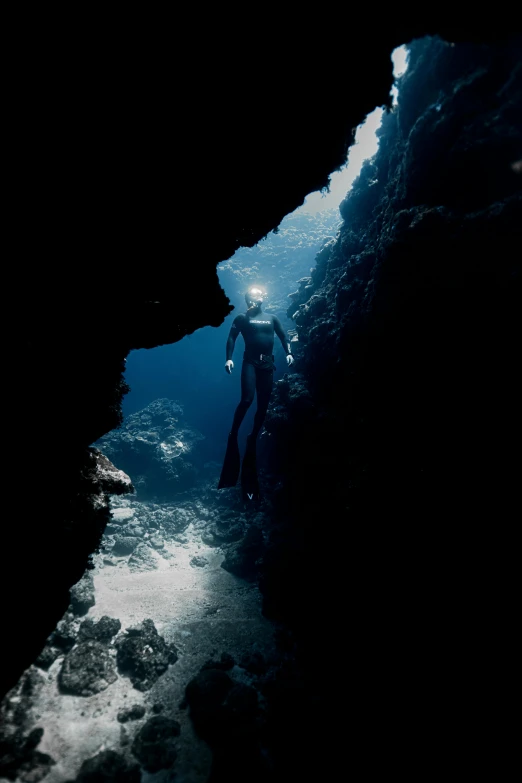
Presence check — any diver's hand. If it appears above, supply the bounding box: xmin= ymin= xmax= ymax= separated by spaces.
xmin=225 ymin=360 xmax=234 ymax=374
xmin=286 ymin=354 xmax=294 ymax=367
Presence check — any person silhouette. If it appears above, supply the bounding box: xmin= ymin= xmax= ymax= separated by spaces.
xmin=218 ymin=285 xmax=294 ymax=497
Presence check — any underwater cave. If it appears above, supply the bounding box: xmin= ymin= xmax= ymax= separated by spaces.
xmin=2 ymin=25 xmax=521 ymax=783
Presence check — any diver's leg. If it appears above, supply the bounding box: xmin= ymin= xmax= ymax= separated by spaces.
xmin=230 ymin=360 xmax=255 ymax=436
xmin=242 ymin=365 xmax=269 ymax=501
xmin=219 ymin=361 xmax=256 ymax=489
xmin=250 ymin=367 xmax=274 ymax=439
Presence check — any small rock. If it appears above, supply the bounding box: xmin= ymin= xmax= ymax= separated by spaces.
xmin=190 ymin=555 xmax=209 ymax=568
xmin=35 ymin=645 xmax=61 ymax=670
xmin=69 ymin=572 xmax=95 ymax=616
xmin=58 ymin=640 xmax=118 ymax=696
xmin=78 ymin=616 xmax=122 ymax=644
xmin=115 ymin=619 xmax=178 ymax=691
xmin=128 ymin=543 xmax=158 ymax=572
xmin=112 ymin=535 xmax=140 ymax=556
xmin=201 ymin=531 xmax=218 ymax=546
xmin=50 ymin=614 xmax=80 ymax=651
xmin=131 ymin=716 xmax=181 ymax=773
xmin=117 ymin=704 xmax=146 ymax=723
xmin=73 ymin=749 xmax=140 ymax=781
xmin=201 ymin=653 xmax=235 ymax=671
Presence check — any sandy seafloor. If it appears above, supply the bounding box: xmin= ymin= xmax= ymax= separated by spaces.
xmin=1 ymin=502 xmax=277 ymax=783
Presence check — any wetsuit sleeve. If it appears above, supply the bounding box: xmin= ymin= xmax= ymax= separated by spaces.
xmin=273 ymin=316 xmax=291 ymax=355
xmin=226 ymin=316 xmax=242 ymax=361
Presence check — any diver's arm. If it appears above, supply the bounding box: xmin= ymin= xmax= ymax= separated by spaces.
xmin=274 ymin=316 xmax=295 ymax=366
xmin=225 ymin=317 xmax=241 ymax=373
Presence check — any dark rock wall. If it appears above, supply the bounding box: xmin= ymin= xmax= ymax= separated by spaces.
xmin=261 ymin=34 xmax=521 ymax=774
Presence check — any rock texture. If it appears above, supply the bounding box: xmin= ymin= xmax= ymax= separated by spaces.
xmin=66 ymin=749 xmax=141 ymax=783
xmin=1 ymin=478 xmax=278 ymax=782
xmin=115 ymin=619 xmax=179 ymax=692
xmin=0 ymin=668 xmax=55 ymax=782
xmin=58 ymin=640 xmax=118 ymax=697
xmin=130 ymin=716 xmax=181 ymax=773
xmin=96 ymin=398 xmax=204 ymax=500
xmin=258 ymin=34 xmax=521 ymax=780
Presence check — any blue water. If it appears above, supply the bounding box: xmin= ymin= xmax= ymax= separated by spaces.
xmin=121 ymin=207 xmax=342 ymax=463
xmin=121 ymin=303 xmax=256 ymax=461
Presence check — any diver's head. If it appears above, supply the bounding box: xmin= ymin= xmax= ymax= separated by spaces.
xmin=245 ymin=285 xmax=267 ymax=311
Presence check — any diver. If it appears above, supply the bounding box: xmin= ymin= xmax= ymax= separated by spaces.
xmin=218 ymin=284 xmax=294 ymax=497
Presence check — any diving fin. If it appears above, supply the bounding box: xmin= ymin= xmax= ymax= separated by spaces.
xmin=241 ymin=434 xmax=260 ymax=502
xmin=218 ymin=433 xmax=240 ymax=488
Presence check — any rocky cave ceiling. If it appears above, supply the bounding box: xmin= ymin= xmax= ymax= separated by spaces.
xmin=10 ymin=25 xmax=515 ymax=348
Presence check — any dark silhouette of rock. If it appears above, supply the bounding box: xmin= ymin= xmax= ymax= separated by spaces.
xmin=239 ymin=651 xmax=269 ymax=676
xmin=66 ymin=749 xmax=140 ymax=782
xmin=201 ymin=653 xmax=235 ymax=672
xmin=184 ymin=667 xmax=265 ymax=783
xmin=220 ymin=525 xmax=264 ymax=581
xmin=130 ymin=715 xmax=181 ymax=773
xmin=184 ymin=669 xmax=235 ymax=742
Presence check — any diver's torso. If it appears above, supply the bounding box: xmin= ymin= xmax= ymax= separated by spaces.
xmin=239 ymin=312 xmax=275 ymax=356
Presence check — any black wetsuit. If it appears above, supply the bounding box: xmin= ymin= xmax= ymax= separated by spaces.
xmin=226 ymin=309 xmax=290 ymax=438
